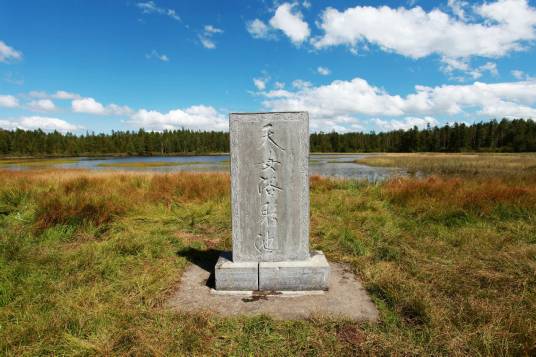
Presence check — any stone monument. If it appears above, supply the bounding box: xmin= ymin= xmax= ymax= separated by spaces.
xmin=215 ymin=112 xmax=330 ymax=291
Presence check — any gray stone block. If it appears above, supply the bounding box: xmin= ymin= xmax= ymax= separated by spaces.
xmin=230 ymin=112 xmax=310 ymax=263
xmin=259 ymin=251 xmax=330 ymax=291
xmin=215 ymin=252 xmax=258 ymax=291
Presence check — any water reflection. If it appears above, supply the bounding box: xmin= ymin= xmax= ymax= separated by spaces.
xmin=2 ymin=154 xmax=407 ymax=181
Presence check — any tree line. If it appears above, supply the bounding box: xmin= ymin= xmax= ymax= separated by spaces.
xmin=0 ymin=119 xmax=535 ymax=156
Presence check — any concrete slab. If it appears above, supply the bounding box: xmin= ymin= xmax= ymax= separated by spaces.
xmin=167 ymin=262 xmax=379 ymax=321
xmin=215 ymin=252 xmax=258 ymax=291
xmin=259 ymin=251 xmax=330 ymax=291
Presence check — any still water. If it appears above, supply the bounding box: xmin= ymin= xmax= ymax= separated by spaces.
xmin=4 ymin=154 xmax=406 ymax=182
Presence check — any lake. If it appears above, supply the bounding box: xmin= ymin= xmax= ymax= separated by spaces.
xmin=1 ymin=154 xmax=407 ymax=181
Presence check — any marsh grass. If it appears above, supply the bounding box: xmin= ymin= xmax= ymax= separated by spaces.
xmin=0 ymin=167 xmax=535 ymax=355
xmin=96 ymin=161 xmax=215 ymax=168
xmin=355 ymin=152 xmax=536 ymax=178
xmin=0 ymin=158 xmax=80 ymax=166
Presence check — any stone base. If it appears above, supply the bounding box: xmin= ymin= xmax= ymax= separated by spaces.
xmin=215 ymin=251 xmax=330 ymax=291
xmin=259 ymin=251 xmax=330 ymax=291
xmin=168 ymin=261 xmax=378 ymax=321
xmin=215 ymin=252 xmax=258 ymax=291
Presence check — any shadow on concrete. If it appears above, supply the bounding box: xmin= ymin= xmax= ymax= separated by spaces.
xmin=176 ymin=248 xmax=223 ymax=289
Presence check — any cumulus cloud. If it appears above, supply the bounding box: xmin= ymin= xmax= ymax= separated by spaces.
xmin=0 ymin=41 xmax=22 ymax=63
xmin=72 ymin=97 xmax=132 ymax=116
xmin=199 ymin=24 xmax=223 ymax=49
xmin=246 ymin=19 xmax=272 ymax=39
xmin=128 ymin=105 xmax=228 ymax=131
xmin=317 ymin=66 xmax=331 ymax=76
xmin=253 ymin=78 xmax=267 ymax=90
xmin=0 ymin=116 xmax=79 ymax=133
xmin=136 ymin=1 xmax=181 ymax=21
xmin=28 ymin=99 xmax=56 ymax=112
xmin=53 ymin=90 xmax=81 ymax=100
xmin=372 ymin=116 xmax=439 ymax=131
xmin=441 ymin=57 xmax=498 ymax=80
xmin=511 ymin=69 xmax=531 ymax=80
xmin=0 ymin=95 xmax=19 ymax=108
xmin=28 ymin=90 xmax=81 ymax=100
xmin=260 ymin=76 xmax=536 ymax=130
xmin=313 ymin=0 xmax=536 ymax=59
xmin=145 ymin=49 xmax=170 ymax=62
xmin=447 ymin=0 xmax=469 ymax=20
xmin=269 ymin=3 xmax=310 ymax=44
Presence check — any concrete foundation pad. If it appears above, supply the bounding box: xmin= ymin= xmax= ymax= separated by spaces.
xmin=215 ymin=252 xmax=258 ymax=291
xmin=259 ymin=251 xmax=330 ymax=291
xmin=167 ymin=261 xmax=379 ymax=321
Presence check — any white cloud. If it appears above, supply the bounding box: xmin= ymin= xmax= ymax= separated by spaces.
xmin=372 ymin=116 xmax=438 ymax=131
xmin=145 ymin=49 xmax=170 ymax=62
xmin=511 ymin=69 xmax=531 ymax=80
xmin=128 ymin=105 xmax=228 ymax=131
xmin=260 ymin=76 xmax=536 ymax=130
xmin=447 ymin=0 xmax=469 ymax=20
xmin=253 ymin=78 xmax=267 ymax=91
xmin=441 ymin=57 xmax=498 ymax=80
xmin=291 ymin=79 xmax=312 ymax=89
xmin=313 ymin=0 xmax=536 ymax=59
xmin=0 ymin=116 xmax=79 ymax=132
xmin=246 ymin=19 xmax=272 ymax=39
xmin=28 ymin=99 xmax=56 ymax=112
xmin=53 ymin=90 xmax=81 ymax=100
xmin=199 ymin=24 xmax=223 ymax=49
xmin=199 ymin=36 xmax=216 ymax=49
xmin=274 ymin=81 xmax=285 ymax=89
xmin=27 ymin=90 xmax=81 ymax=100
xmin=0 ymin=95 xmax=19 ymax=108
xmin=72 ymin=97 xmax=132 ymax=116
xmin=0 ymin=41 xmax=22 ymax=63
xmin=317 ymin=66 xmax=331 ymax=76
xmin=269 ymin=3 xmax=310 ymax=44
xmin=302 ymin=1 xmax=312 ymax=9
xmin=72 ymin=97 xmax=105 ymax=114
xmin=204 ymin=25 xmax=223 ymax=34
xmin=136 ymin=1 xmax=181 ymax=21
xmin=28 ymin=91 xmax=48 ymax=98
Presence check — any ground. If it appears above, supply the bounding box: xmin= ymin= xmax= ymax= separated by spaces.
xmin=1 ymin=153 xmax=535 ymax=355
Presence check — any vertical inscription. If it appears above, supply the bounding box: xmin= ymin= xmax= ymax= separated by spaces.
xmin=255 ymin=123 xmax=285 ymax=254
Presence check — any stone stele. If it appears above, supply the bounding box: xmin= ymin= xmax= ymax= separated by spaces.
xmin=215 ymin=112 xmax=330 ymax=291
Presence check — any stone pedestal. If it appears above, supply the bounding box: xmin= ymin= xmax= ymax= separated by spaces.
xmin=214 ymin=252 xmax=258 ymax=291
xmin=259 ymin=251 xmax=330 ymax=291
xmin=215 ymin=112 xmax=330 ymax=292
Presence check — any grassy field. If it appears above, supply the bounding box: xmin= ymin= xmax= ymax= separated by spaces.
xmin=1 ymin=156 xmax=535 ymax=355
xmin=355 ymin=152 xmax=536 ymax=178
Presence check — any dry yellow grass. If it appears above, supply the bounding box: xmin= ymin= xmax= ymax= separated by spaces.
xmin=0 ymin=168 xmax=535 ymax=355
xmin=355 ymin=152 xmax=536 ymax=178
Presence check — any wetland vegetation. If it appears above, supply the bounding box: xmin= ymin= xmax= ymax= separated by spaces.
xmin=1 ymin=153 xmax=535 ymax=355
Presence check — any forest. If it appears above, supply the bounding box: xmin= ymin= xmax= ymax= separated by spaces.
xmin=0 ymin=118 xmax=535 ymax=156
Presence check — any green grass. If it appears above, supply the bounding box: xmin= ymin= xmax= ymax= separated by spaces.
xmin=0 ymin=167 xmax=535 ymax=355
xmin=0 ymin=158 xmax=80 ymax=166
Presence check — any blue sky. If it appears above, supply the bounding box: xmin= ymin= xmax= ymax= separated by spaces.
xmin=1 ymin=0 xmax=536 ymax=133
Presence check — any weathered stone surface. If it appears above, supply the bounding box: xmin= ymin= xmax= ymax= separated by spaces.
xmin=259 ymin=251 xmax=330 ymax=291
xmin=230 ymin=112 xmax=309 ymax=263
xmin=214 ymin=252 xmax=258 ymax=291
